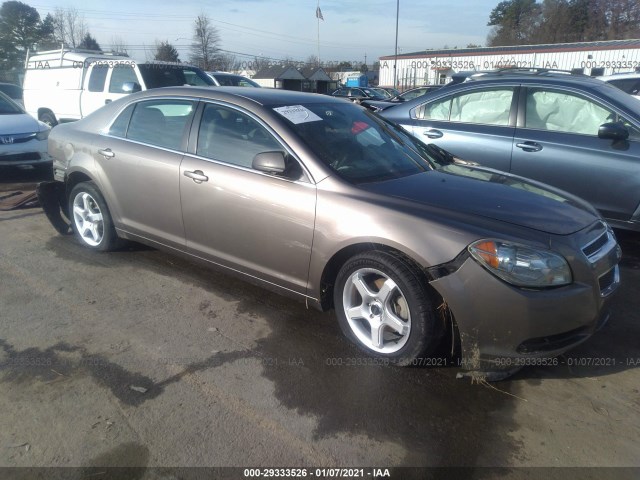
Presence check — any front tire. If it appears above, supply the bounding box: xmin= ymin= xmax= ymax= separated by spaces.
xmin=69 ymin=182 xmax=120 ymax=251
xmin=334 ymin=251 xmax=444 ymax=365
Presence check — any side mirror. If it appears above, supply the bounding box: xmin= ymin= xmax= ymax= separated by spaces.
xmin=122 ymin=82 xmax=142 ymax=93
xmin=253 ymin=151 xmax=286 ymax=174
xmin=598 ymin=122 xmax=629 ymax=141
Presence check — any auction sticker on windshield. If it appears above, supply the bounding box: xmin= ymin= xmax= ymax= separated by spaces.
xmin=273 ymin=105 xmax=322 ymax=124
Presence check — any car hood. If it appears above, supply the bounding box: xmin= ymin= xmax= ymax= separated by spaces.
xmin=0 ymin=113 xmax=40 ymax=134
xmin=361 ymin=164 xmax=599 ymax=235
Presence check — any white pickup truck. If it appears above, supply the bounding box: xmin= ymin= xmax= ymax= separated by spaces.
xmin=23 ymin=48 xmax=214 ymax=126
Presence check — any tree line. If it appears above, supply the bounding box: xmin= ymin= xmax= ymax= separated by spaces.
xmin=487 ymin=0 xmax=640 ymax=46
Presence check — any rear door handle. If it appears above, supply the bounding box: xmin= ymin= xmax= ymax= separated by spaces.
xmin=105 ymin=99 xmax=112 ymax=104
xmin=97 ymin=148 xmax=115 ymax=158
xmin=515 ymin=141 xmax=542 ymax=152
xmin=184 ymin=170 xmax=209 ymax=184
xmin=422 ymin=128 xmax=443 ymax=139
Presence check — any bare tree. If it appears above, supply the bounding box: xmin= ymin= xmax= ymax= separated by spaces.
xmin=252 ymin=55 xmax=271 ymax=72
xmin=213 ymin=53 xmax=239 ymax=72
xmin=110 ymin=36 xmax=128 ymax=55
xmin=189 ymin=13 xmax=220 ymax=70
xmin=306 ymin=55 xmax=320 ymax=68
xmin=53 ymin=7 xmax=87 ymax=48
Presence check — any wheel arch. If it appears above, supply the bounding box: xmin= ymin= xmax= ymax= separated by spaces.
xmin=37 ymin=108 xmax=57 ymax=124
xmin=318 ymin=242 xmax=435 ymax=311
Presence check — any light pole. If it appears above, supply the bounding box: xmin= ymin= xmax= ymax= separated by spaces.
xmin=393 ymin=0 xmax=399 ymax=89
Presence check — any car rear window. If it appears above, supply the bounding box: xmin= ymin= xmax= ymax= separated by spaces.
xmin=138 ymin=65 xmax=214 ymax=88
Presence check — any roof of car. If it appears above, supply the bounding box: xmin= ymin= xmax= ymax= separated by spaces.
xmin=597 ymin=73 xmax=640 ymax=81
xmin=130 ymin=86 xmax=345 ymax=106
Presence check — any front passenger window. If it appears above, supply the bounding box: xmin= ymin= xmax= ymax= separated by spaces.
xmin=109 ymin=66 xmax=139 ymax=94
xmin=197 ymin=104 xmax=283 ymax=169
xmin=525 ymin=89 xmax=613 ymax=135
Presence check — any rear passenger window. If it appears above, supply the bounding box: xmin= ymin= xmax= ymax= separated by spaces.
xmin=108 ymin=104 xmax=135 ymax=137
xmin=126 ymin=100 xmax=195 ymax=150
xmin=88 ymin=65 xmax=108 ymax=92
xmin=197 ymin=104 xmax=282 ymax=169
xmin=413 ymin=96 xmax=451 ymax=120
xmin=449 ymin=88 xmax=513 ymax=125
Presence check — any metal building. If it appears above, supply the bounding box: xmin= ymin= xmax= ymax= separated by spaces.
xmin=379 ymin=39 xmax=640 ymax=89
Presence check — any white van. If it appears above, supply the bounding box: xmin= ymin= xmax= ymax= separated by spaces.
xmin=23 ymin=48 xmax=215 ymax=126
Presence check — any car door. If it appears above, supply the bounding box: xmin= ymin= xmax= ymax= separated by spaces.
xmin=104 ymin=64 xmax=143 ymax=104
xmin=95 ymin=98 xmax=196 ymax=248
xmin=406 ymin=86 xmax=518 ymax=171
xmin=511 ymin=86 xmax=640 ymax=221
xmin=180 ymin=102 xmax=316 ymax=295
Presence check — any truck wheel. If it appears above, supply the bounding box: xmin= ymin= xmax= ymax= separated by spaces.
xmin=334 ymin=251 xmax=444 ymax=365
xmin=40 ymin=111 xmax=58 ymax=127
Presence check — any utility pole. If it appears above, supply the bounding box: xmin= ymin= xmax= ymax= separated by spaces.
xmin=393 ymin=0 xmax=399 ymax=88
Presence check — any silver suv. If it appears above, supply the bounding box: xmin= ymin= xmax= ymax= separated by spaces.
xmin=382 ymin=69 xmax=640 ymax=231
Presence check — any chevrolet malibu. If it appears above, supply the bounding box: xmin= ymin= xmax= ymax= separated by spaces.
xmin=38 ymin=87 xmax=621 ymax=379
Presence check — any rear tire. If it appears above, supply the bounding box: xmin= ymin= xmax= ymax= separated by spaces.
xmin=69 ymin=182 xmax=121 ymax=251
xmin=334 ymin=251 xmax=444 ymax=366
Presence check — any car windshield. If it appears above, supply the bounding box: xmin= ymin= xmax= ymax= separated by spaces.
xmin=0 ymin=84 xmax=22 ymax=100
xmin=0 ymin=92 xmax=22 ymax=114
xmin=138 ymin=65 xmax=215 ymax=88
xmin=361 ymin=88 xmax=387 ymax=99
xmin=274 ymin=102 xmax=449 ymax=184
xmin=213 ymin=74 xmax=260 ymax=87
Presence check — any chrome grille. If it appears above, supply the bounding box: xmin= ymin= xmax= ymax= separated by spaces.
xmin=581 ymin=224 xmax=621 ymax=297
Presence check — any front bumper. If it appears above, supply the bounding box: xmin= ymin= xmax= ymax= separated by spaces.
xmin=0 ymin=138 xmax=50 ymax=166
xmin=430 ymin=228 xmax=620 ymax=376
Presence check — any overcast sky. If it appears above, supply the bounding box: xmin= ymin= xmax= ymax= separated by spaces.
xmin=29 ymin=0 xmax=498 ymax=64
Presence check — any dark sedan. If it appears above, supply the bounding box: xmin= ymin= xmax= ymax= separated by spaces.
xmin=39 ymin=87 xmax=620 ymax=379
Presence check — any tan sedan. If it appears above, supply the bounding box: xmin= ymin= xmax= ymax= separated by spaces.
xmin=38 ymin=87 xmax=621 ymax=379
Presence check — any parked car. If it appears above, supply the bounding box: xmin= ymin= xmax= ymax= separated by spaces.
xmin=330 ymin=87 xmax=388 ymax=103
xmin=0 ymin=82 xmax=24 ymax=107
xmin=207 ymin=72 xmax=260 ymax=87
xmin=362 ymin=85 xmax=443 ymax=112
xmin=597 ymin=72 xmax=640 ymax=100
xmin=381 ymin=87 xmax=401 ymax=97
xmin=382 ymin=69 xmax=640 ymax=231
xmin=23 ymin=48 xmax=214 ymax=126
xmin=0 ymin=91 xmax=50 ymax=169
xmin=38 ymin=87 xmax=620 ymax=380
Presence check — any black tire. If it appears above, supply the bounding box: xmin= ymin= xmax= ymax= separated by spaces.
xmin=68 ymin=182 xmax=121 ymax=251
xmin=334 ymin=251 xmax=444 ymax=366
xmin=39 ymin=111 xmax=58 ymax=128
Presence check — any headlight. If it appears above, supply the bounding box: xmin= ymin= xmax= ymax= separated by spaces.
xmin=36 ymin=129 xmax=50 ymax=141
xmin=469 ymin=239 xmax=572 ymax=287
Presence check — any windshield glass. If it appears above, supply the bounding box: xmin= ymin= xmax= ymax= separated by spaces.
xmin=213 ymin=74 xmax=260 ymax=87
xmin=360 ymin=88 xmax=387 ymax=99
xmin=138 ymin=65 xmax=215 ymax=88
xmin=274 ymin=102 xmax=448 ymax=184
xmin=0 ymin=92 xmax=23 ymax=114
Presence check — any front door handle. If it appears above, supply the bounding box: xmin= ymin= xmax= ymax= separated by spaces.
xmin=422 ymin=128 xmax=443 ymax=139
xmin=97 ymin=148 xmax=115 ymax=158
xmin=516 ymin=141 xmax=543 ymax=152
xmin=105 ymin=99 xmax=112 ymax=104
xmin=184 ymin=170 xmax=209 ymax=184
